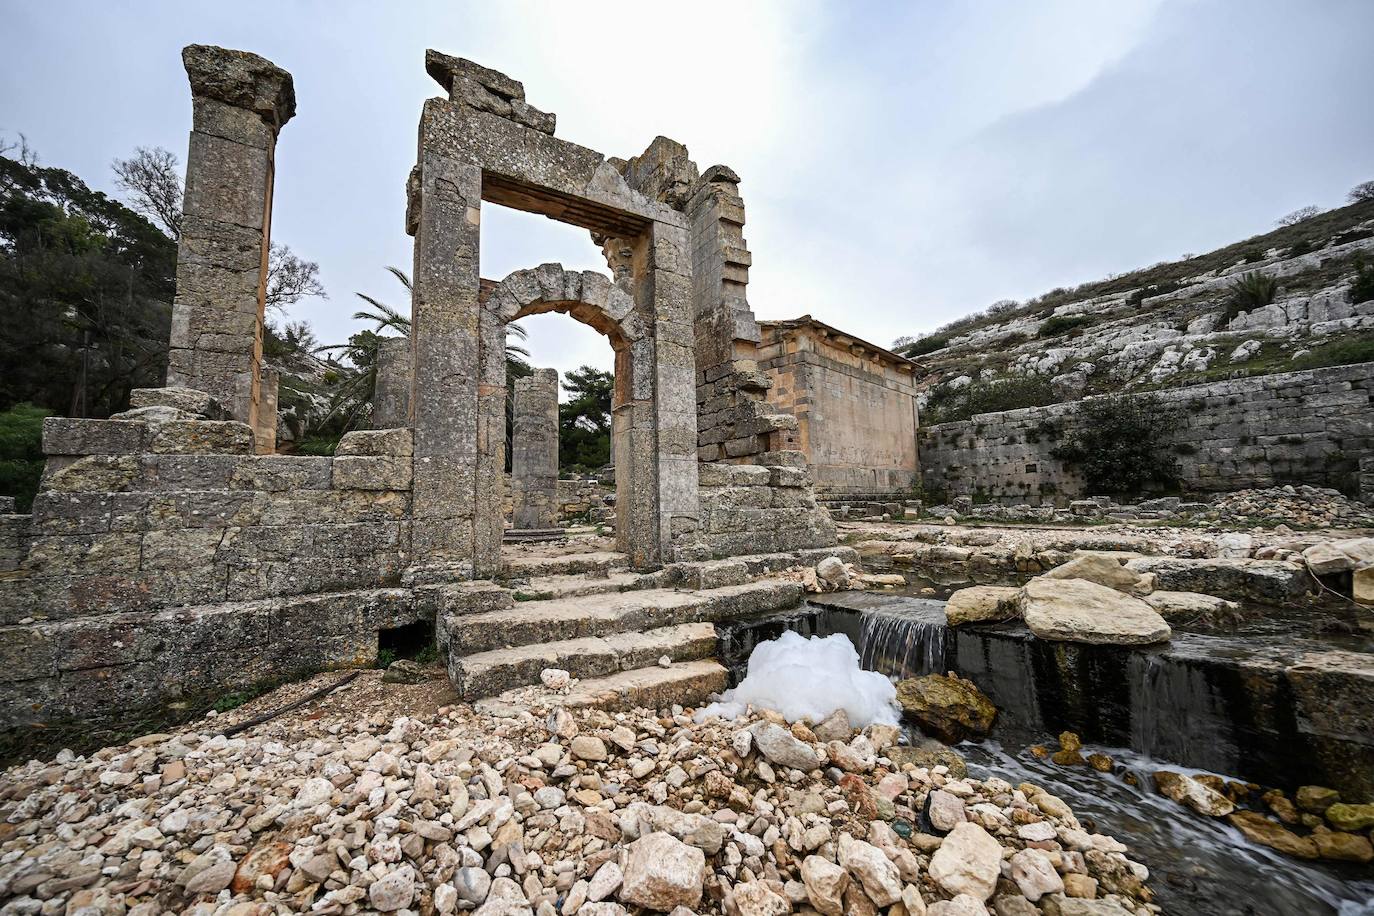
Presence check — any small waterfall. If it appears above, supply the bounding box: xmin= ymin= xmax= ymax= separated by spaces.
xmin=854 ymin=600 xmax=950 ymax=680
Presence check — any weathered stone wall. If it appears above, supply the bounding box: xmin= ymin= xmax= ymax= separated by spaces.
xmin=0 ymin=399 xmax=419 ymax=730
xmin=511 ymin=368 xmax=559 ymax=530
xmin=1362 ymin=455 xmax=1374 ymax=505
xmin=921 ymin=362 xmax=1374 ymax=504
xmin=555 ymin=478 xmax=613 ymax=523
xmin=758 ymin=317 xmax=921 ymax=497
xmin=696 ymin=459 xmax=836 ymax=558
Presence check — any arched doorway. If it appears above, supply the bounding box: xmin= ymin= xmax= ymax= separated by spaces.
xmin=476 ymin=264 xmax=655 ymax=571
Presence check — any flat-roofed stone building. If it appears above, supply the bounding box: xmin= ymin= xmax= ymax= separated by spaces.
xmin=757 ymin=315 xmax=922 ymax=498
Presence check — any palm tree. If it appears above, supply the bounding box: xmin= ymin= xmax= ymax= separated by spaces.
xmin=351 ymin=266 xmax=530 ymax=363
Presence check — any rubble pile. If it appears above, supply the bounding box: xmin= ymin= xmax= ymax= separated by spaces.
xmin=0 ymin=697 xmax=1159 ymax=915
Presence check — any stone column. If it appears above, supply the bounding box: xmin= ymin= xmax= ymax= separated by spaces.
xmin=511 ymin=369 xmax=560 ymax=531
xmin=166 ymin=45 xmax=294 ymax=440
xmin=408 ymin=152 xmax=483 ymax=572
xmin=371 ymin=336 xmax=412 ymax=428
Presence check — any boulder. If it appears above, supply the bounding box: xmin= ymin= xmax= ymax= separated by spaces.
xmin=1312 ymin=830 xmax=1374 ymax=863
xmin=895 ymin=674 xmax=997 ymax=743
xmin=1304 ymin=541 xmax=1356 ymax=575
xmin=748 ymin=722 xmax=820 ymax=771
xmin=1355 ymin=567 xmax=1374 ymax=607
xmin=1123 ymin=557 xmax=1308 ymax=603
xmin=837 ymin=833 xmax=903 ymax=906
xmin=1008 ymin=848 xmax=1064 ymax=902
xmin=1227 ymin=811 xmax=1317 ymax=859
xmin=800 ymin=854 xmax=849 ymax=916
xmin=731 ymin=881 xmax=791 ymax=916
xmin=1295 ymin=785 xmax=1339 ymax=814
xmin=1042 ymin=555 xmax=1154 ymax=596
xmin=1153 ymin=771 xmax=1234 ymax=816
xmin=817 ymin=556 xmax=850 ymax=589
xmin=928 ymin=821 xmax=1002 ymax=901
xmin=944 ymin=586 xmax=1021 ymax=626
xmin=1142 ymin=590 xmax=1241 ymax=621
xmin=619 ymin=832 xmax=706 ymax=911
xmin=1019 ymin=578 xmax=1171 ymax=645
xmin=1325 ymin=803 xmax=1374 ymax=832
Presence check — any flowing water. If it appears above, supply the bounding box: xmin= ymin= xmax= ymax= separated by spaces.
xmin=721 ymin=593 xmax=1374 ymax=914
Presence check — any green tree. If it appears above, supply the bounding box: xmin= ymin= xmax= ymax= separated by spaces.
xmin=0 ymin=152 xmax=175 ymax=416
xmin=559 ymin=365 xmax=613 ymax=473
xmin=0 ymin=403 xmax=51 ymax=511
xmin=1052 ymin=394 xmax=1181 ymax=498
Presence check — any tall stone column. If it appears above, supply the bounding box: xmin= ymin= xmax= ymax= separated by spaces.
xmin=167 ymin=45 xmax=295 ymax=439
xmin=407 ymin=152 xmax=483 ymax=572
xmin=511 ymin=369 xmax=560 ymax=531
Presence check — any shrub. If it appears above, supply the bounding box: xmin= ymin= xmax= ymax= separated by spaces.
xmin=1348 ymin=180 xmax=1374 ymax=204
xmin=1275 ymin=205 xmax=1322 ymax=227
xmin=1242 ymin=250 xmax=1264 ymax=264
xmin=1350 ymin=255 xmax=1374 ymax=305
xmin=0 ymin=403 xmax=51 ymax=512
xmin=1287 ymin=239 xmax=1313 ymax=258
xmin=293 ymin=435 xmax=340 ymax=456
xmin=901 ymin=334 xmax=950 ymax=358
xmin=1051 ymin=394 xmax=1181 ymax=498
xmin=1219 ymin=272 xmax=1279 ymax=326
xmin=1038 ymin=315 xmax=1092 ymax=338
xmin=1289 ymin=334 xmax=1374 ymax=370
xmin=923 ymin=376 xmax=1057 ymax=425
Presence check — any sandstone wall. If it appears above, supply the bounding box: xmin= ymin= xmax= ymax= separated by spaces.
xmin=0 ymin=411 xmax=420 ymax=731
xmin=758 ymin=320 xmax=921 ymax=498
xmin=920 ymin=362 xmax=1374 ymax=504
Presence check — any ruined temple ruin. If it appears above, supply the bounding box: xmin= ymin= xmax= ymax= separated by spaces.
xmin=0 ymin=45 xmax=844 ymax=733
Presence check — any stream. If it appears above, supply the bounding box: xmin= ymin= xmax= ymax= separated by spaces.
xmin=717 ymin=595 xmax=1374 ymax=915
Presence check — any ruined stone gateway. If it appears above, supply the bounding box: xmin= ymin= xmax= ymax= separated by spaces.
xmin=0 ymin=45 xmax=844 ymax=736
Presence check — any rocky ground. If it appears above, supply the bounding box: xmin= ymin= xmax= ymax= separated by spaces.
xmin=0 ymin=669 xmax=1159 ymax=916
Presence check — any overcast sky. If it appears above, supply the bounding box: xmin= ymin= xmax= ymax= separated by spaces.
xmin=4 ymin=0 xmax=1372 ymax=391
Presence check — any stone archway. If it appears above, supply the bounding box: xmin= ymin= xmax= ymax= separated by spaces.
xmin=406 ymin=51 xmax=703 ymax=580
xmin=476 ymin=264 xmax=659 ymax=571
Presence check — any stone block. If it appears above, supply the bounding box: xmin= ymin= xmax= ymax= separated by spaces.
xmin=129 ymin=386 xmax=230 ymax=419
xmin=332 ymin=456 xmax=414 ymax=491
xmin=42 ymin=418 xmax=147 ymax=457
xmin=149 ymin=420 xmax=256 ymax=454
xmin=42 ymin=456 xmax=141 ymax=493
xmin=336 ymin=428 xmax=415 ymax=457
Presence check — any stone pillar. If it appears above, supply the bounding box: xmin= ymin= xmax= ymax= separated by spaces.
xmin=408 ymin=153 xmax=483 ymax=572
xmin=511 ymin=368 xmax=560 ymax=531
xmin=372 ymin=336 xmax=412 ymax=428
xmin=166 ymin=45 xmax=294 ymax=442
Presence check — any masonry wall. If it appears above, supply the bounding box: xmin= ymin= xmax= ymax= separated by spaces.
xmin=0 ymin=415 xmax=420 ymax=730
xmin=920 ymin=362 xmax=1374 ymax=504
xmin=758 ymin=327 xmax=921 ymax=497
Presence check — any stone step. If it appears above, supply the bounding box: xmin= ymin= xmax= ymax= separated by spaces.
xmin=447 ymin=580 xmax=803 ymax=656
xmin=501 ymin=550 xmax=628 ymax=578
xmin=511 ymin=571 xmax=651 ymax=601
xmin=451 ymin=621 xmax=716 ymax=699
xmin=474 ymin=659 xmax=729 ymax=715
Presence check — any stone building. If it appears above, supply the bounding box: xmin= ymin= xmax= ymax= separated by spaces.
xmin=755 ymin=316 xmax=922 ymax=498
xmin=509 ymin=368 xmax=560 ymax=532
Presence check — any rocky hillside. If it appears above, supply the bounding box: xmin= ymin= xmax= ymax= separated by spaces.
xmin=904 ymin=199 xmax=1374 ymax=422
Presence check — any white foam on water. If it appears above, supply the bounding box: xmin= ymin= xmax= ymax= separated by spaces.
xmin=696 ymin=631 xmax=899 ymax=727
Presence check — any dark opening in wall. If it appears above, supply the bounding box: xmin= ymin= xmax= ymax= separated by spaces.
xmin=378 ymin=620 xmax=435 ymax=663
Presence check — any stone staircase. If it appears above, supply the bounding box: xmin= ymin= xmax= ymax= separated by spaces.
xmin=442 ymin=546 xmax=856 ymax=711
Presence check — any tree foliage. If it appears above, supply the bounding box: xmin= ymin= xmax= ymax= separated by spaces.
xmin=558 ymin=365 xmax=612 ymax=473
xmin=1275 ymin=205 xmax=1321 ymax=227
xmin=0 ymin=403 xmax=50 ymax=511
xmin=1052 ymin=394 xmax=1181 ymax=498
xmin=0 ymin=152 xmax=175 ymax=416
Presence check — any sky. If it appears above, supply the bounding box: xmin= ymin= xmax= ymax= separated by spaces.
xmin=3 ymin=0 xmax=1372 ymax=393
